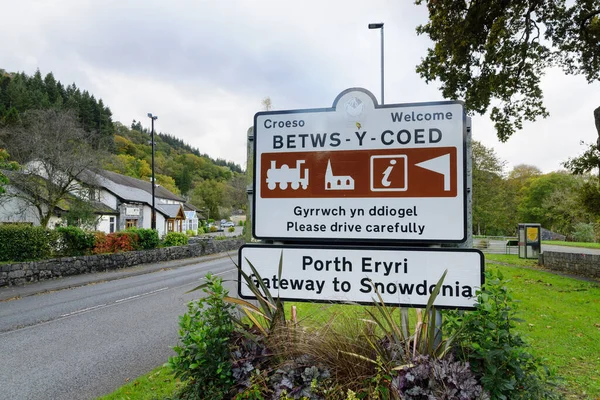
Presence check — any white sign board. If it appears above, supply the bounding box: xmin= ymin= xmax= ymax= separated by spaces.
xmin=126 ymin=207 xmax=141 ymax=216
xmin=253 ymin=88 xmax=466 ymax=243
xmin=239 ymin=244 xmax=484 ymax=309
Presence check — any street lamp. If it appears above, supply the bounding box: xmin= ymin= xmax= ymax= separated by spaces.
xmin=147 ymin=113 xmax=158 ymax=230
xmin=368 ymin=22 xmax=385 ymax=104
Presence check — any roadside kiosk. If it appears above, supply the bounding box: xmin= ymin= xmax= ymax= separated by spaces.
xmin=518 ymin=223 xmax=541 ymax=259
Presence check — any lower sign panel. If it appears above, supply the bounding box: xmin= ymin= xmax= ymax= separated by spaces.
xmin=239 ymin=244 xmax=484 ymax=310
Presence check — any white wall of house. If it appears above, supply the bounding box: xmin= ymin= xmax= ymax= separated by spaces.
xmin=156 ymin=213 xmax=167 ymax=237
xmin=100 ymin=190 xmax=118 ymax=210
xmin=97 ymin=215 xmax=117 ymax=233
xmin=0 ymin=194 xmax=40 ymax=225
xmin=142 ymin=205 xmax=152 ymax=229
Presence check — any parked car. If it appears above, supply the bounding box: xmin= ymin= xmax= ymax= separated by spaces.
xmin=222 ymin=221 xmax=235 ymax=227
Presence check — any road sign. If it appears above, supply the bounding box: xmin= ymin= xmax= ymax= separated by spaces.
xmin=253 ymin=87 xmax=467 ymax=243
xmin=239 ymin=244 xmax=484 ymax=310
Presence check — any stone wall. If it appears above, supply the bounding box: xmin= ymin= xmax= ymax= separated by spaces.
xmin=0 ymin=238 xmax=244 ymax=287
xmin=539 ymin=251 xmax=600 ymax=279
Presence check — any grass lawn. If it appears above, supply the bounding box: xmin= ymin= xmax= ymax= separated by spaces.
xmin=543 ymin=240 xmax=600 ymax=249
xmin=485 ymin=254 xmax=600 ymax=399
xmin=99 ymin=253 xmax=600 ymax=399
xmin=96 ymin=365 xmax=183 ymax=400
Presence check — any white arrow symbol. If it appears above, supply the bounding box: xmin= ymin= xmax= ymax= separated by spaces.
xmin=415 ymin=154 xmax=451 ymax=191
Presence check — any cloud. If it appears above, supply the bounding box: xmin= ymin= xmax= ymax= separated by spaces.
xmin=1 ymin=0 xmax=598 ymax=173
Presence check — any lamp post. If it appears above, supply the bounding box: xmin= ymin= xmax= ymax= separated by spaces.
xmin=147 ymin=113 xmax=158 ymax=230
xmin=368 ymin=22 xmax=385 ymax=104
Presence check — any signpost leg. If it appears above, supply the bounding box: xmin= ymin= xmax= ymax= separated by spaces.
xmin=433 ymin=309 xmax=443 ymax=349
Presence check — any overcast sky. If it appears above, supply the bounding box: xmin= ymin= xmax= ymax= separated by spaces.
xmin=2 ymin=0 xmax=598 ymax=173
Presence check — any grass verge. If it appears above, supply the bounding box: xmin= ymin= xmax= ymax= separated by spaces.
xmin=96 ymin=365 xmax=183 ymax=400
xmin=99 ymin=253 xmax=600 ymax=399
xmin=543 ymin=240 xmax=600 ymax=249
xmin=485 ymin=254 xmax=600 ymax=399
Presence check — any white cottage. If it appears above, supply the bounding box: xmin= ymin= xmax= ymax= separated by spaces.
xmin=0 ymin=169 xmax=188 ymax=237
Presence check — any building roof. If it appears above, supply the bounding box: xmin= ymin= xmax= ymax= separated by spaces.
xmin=96 ymin=170 xmax=184 ymax=202
xmin=80 ymin=169 xmax=185 ymax=217
xmin=184 ymin=202 xmax=197 ymax=211
xmin=157 ymin=204 xmax=185 ymax=219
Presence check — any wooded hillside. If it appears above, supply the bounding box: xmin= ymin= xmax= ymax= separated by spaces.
xmin=0 ymin=68 xmax=245 ymax=219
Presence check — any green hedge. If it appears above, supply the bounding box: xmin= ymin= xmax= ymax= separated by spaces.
xmin=162 ymin=232 xmax=189 ymax=247
xmin=55 ymin=226 xmax=95 ymax=256
xmin=0 ymin=225 xmax=55 ymax=262
xmin=126 ymin=228 xmax=160 ymax=250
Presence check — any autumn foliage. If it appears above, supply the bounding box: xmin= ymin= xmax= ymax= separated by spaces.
xmin=93 ymin=231 xmax=139 ymax=254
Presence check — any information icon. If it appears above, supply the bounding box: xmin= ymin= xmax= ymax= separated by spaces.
xmin=370 ymin=155 xmax=408 ymax=192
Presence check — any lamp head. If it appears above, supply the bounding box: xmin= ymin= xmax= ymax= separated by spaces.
xmin=368 ymin=22 xmax=384 ymax=29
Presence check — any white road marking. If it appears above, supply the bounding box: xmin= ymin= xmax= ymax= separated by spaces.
xmin=60 ymin=304 xmax=107 ymax=317
xmin=114 ymin=287 xmax=169 ymax=303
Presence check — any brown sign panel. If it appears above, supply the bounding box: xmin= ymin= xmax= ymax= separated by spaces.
xmin=260 ymin=147 xmax=457 ymax=198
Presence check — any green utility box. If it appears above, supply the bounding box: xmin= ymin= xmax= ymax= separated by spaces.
xmin=518 ymin=223 xmax=541 ymax=259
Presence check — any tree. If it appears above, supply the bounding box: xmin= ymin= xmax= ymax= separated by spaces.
xmin=518 ymin=172 xmax=583 ymax=233
xmin=262 ymin=97 xmax=273 ymax=111
xmin=471 ymin=141 xmax=511 ymax=235
xmin=0 ymin=109 xmax=103 ymax=227
xmin=415 ymin=0 xmax=600 ymax=142
xmin=190 ymin=180 xmax=226 ymax=220
xmin=578 ymin=177 xmax=600 ymax=217
xmin=104 ymin=154 xmax=152 ymax=179
xmin=0 ymin=148 xmax=18 ymax=194
xmin=156 ymin=174 xmax=180 ymax=196
xmin=224 ymin=173 xmax=248 ymax=211
xmin=175 ymin=165 xmax=193 ymax=196
xmin=563 ymin=106 xmax=600 ymax=176
xmin=508 ymin=164 xmax=543 ymax=181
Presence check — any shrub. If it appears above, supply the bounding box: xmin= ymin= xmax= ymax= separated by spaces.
xmin=197 ymin=227 xmax=206 ymax=235
xmin=170 ymin=261 xmax=560 ymax=400
xmin=162 ymin=232 xmax=189 ymax=247
xmin=228 ymin=226 xmax=236 ymax=233
xmin=269 ymin=356 xmax=331 ymax=399
xmin=0 ymin=225 xmax=54 ymax=262
xmin=475 ymin=239 xmax=489 ymax=249
xmin=391 ymin=355 xmax=484 ymax=399
xmin=55 ymin=226 xmax=95 ymax=256
xmin=166 ymin=273 xmax=236 ymax=399
xmin=93 ymin=231 xmax=138 ymax=254
xmin=210 ymin=225 xmax=218 ymax=232
xmin=572 ymin=222 xmax=595 ymax=242
xmin=129 ymin=228 xmax=160 ymax=250
xmin=186 ymin=229 xmax=195 ymax=237
xmin=444 ymin=270 xmax=561 ymax=400
xmin=239 ymin=220 xmax=245 ymax=226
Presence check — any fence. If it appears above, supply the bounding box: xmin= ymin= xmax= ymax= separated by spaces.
xmin=473 ymin=236 xmax=519 ymax=254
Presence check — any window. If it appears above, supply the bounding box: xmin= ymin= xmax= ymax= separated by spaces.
xmin=109 ymin=216 xmax=116 ymax=233
xmin=125 ymin=219 xmax=138 ymax=229
xmin=167 ymin=220 xmax=174 ymax=232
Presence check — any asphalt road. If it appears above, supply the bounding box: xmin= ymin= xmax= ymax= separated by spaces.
xmin=0 ymin=255 xmax=238 ymax=400
xmin=542 ymin=243 xmax=600 ymax=255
